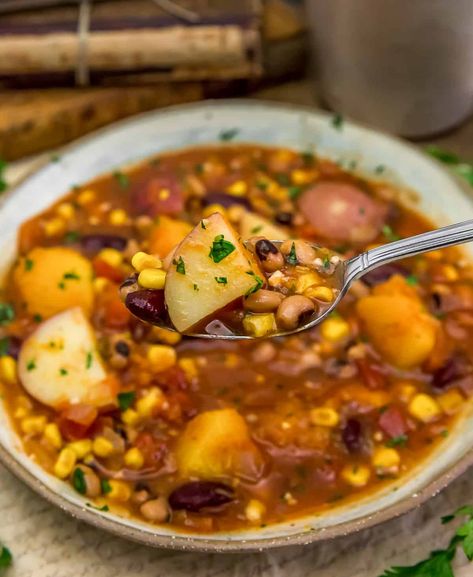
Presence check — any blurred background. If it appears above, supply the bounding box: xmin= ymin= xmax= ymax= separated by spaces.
xmin=0 ymin=0 xmax=472 ymax=179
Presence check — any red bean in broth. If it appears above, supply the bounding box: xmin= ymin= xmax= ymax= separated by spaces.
xmin=125 ymin=289 xmax=166 ymax=325
xmin=80 ymin=234 xmax=128 ymax=256
xmin=297 ymin=182 xmax=388 ymax=243
xmin=431 ymin=356 xmax=471 ymax=391
xmin=168 ymin=481 xmax=235 ymax=512
xmin=131 ymin=175 xmax=184 ymax=217
xmin=342 ymin=418 xmax=363 ymax=453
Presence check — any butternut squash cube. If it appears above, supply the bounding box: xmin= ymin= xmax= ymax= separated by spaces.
xmin=148 ymin=216 xmax=192 ymax=258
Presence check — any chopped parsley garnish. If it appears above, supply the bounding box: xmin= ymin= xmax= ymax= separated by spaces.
xmin=59 ymin=368 xmax=68 ymax=376
xmin=86 ymin=503 xmax=109 ymax=512
xmin=201 ymin=220 xmax=207 ymax=230
xmin=380 ymin=504 xmax=473 ymax=576
xmin=0 ymin=544 xmax=12 ymax=568
xmin=0 ymin=337 xmax=9 ymax=357
xmin=405 ymin=274 xmax=418 ymax=286
xmin=209 ymin=235 xmax=236 ymax=263
xmin=440 ymin=429 xmax=449 ymax=438
xmin=86 ymin=351 xmax=93 ymax=369
xmin=58 ymin=281 xmax=66 ymax=290
xmin=219 ymin=128 xmax=239 ymax=142
xmin=0 ymin=303 xmax=15 ymax=325
xmin=50 ymin=153 xmax=61 ymax=163
xmin=245 ymin=271 xmax=264 ymax=297
xmin=33 ymin=314 xmax=42 ymax=323
xmin=215 ymin=276 xmax=228 ymax=285
xmin=385 ymin=434 xmax=408 ymax=448
xmin=72 ymin=467 xmax=87 ymax=494
xmin=64 ymin=230 xmax=80 ymax=244
xmin=250 ymin=225 xmax=263 ymax=234
xmin=331 ymin=113 xmax=344 ymax=130
xmin=426 ymin=146 xmax=473 ymax=186
xmin=322 ymin=256 xmax=331 ymax=269
xmin=173 ymin=256 xmax=186 ymax=275
xmin=26 ymin=359 xmax=36 ymax=371
xmin=288 ymin=185 xmax=302 ymax=200
xmin=24 ymin=258 xmax=34 ymax=271
xmin=101 ymin=478 xmax=112 ymax=494
xmin=193 ymin=284 xmax=199 ymax=291
xmin=113 ymin=170 xmax=130 ymax=189
xmin=275 ymin=173 xmax=290 ymax=187
xmin=382 ymin=225 xmax=401 ymax=242
xmin=117 ymin=391 xmax=135 ymax=411
xmin=256 ymin=180 xmax=268 ymax=191
xmin=63 ymin=271 xmax=80 ymax=280
xmin=0 ymin=158 xmax=7 ymax=194
xmin=287 ymin=242 xmax=298 ymax=265
xmin=301 ymin=151 xmax=315 ymax=166
xmin=375 ymin=164 xmax=386 ymax=174
xmin=195 ymin=163 xmax=204 ymax=174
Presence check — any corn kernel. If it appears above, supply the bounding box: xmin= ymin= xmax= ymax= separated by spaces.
xmin=93 ymin=276 xmax=109 ymax=293
xmin=151 ymin=326 xmax=181 ymax=345
xmin=20 ymin=415 xmax=47 ymax=436
xmin=138 ymin=268 xmax=166 ymax=290
xmin=320 ymin=317 xmax=350 ymax=342
xmin=396 ymin=382 xmax=417 ymax=403
xmin=136 ymin=387 xmax=165 ymax=417
xmin=202 ymin=203 xmax=226 ymax=218
xmin=224 ymin=353 xmax=240 ymax=369
xmin=92 ymin=436 xmax=115 ymax=458
xmin=291 ymin=169 xmax=318 ymax=186
xmin=14 ymin=395 xmax=32 ymax=419
xmin=310 ymin=407 xmax=339 ymax=427
xmin=77 ymin=189 xmax=96 ymax=206
xmin=341 ymin=464 xmax=371 ymax=487
xmin=56 ymin=202 xmax=75 ymax=220
xmin=108 ymin=480 xmax=131 ymax=502
xmin=54 ymin=447 xmax=77 ymax=478
xmin=305 ymin=286 xmax=334 ymax=303
xmin=43 ymin=423 xmax=62 ymax=449
xmin=437 ymin=388 xmax=464 ymax=415
xmin=121 ymin=408 xmax=140 ymax=426
xmin=68 ymin=439 xmax=93 ymax=459
xmin=442 ymin=265 xmax=459 ymax=282
xmin=97 ymin=248 xmax=123 ymax=268
xmin=408 ymin=393 xmax=441 ymax=423
xmin=372 ymin=447 xmax=400 ymax=472
xmin=124 ymin=447 xmax=144 ymax=470
xmin=295 ymin=272 xmax=321 ymax=294
xmin=109 ymin=208 xmax=128 ymax=226
xmin=44 ymin=217 xmax=66 ymax=237
xmin=242 ymin=313 xmax=277 ymax=338
xmin=0 ymin=355 xmax=17 ymax=385
xmin=178 ymin=358 xmax=199 ymax=381
xmin=147 ymin=345 xmax=176 ymax=372
xmin=227 ymin=205 xmax=246 ymax=223
xmin=245 ymin=499 xmax=266 ymax=523
xmin=226 ymin=180 xmax=247 ymax=197
xmin=131 ymin=251 xmax=162 ymax=272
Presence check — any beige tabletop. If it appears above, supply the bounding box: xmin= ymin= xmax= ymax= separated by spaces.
xmin=3 ymin=81 xmax=473 ymax=577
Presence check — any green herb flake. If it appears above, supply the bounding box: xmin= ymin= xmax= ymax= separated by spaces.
xmin=72 ymin=467 xmax=87 ymax=494
xmin=215 ymin=276 xmax=228 ymax=285
xmin=173 ymin=256 xmax=186 ymax=275
xmin=0 ymin=158 xmax=8 ymax=194
xmin=287 ymin=242 xmax=298 ymax=265
xmin=250 ymin=225 xmax=263 ymax=234
xmin=58 ymin=281 xmax=66 ymax=290
xmin=113 ymin=170 xmax=130 ymax=189
xmin=276 ymin=173 xmax=290 ymax=187
xmin=86 ymin=351 xmax=93 ymax=369
xmin=26 ymin=359 xmax=36 ymax=371
xmin=288 ymin=185 xmax=302 ymax=200
xmin=24 ymin=258 xmax=34 ymax=271
xmin=64 ymin=230 xmax=80 ymax=244
xmin=0 ymin=337 xmax=9 ymax=357
xmin=426 ymin=146 xmax=459 ymax=165
xmin=63 ymin=271 xmax=80 ymax=280
xmin=244 ymin=271 xmax=264 ymax=297
xmin=33 ymin=314 xmax=43 ymax=323
xmin=256 ymin=180 xmax=268 ymax=191
xmin=322 ymin=256 xmax=331 ymax=269
xmin=405 ymin=274 xmax=418 ymax=286
xmin=385 ymin=434 xmax=408 ymax=448
xmin=440 ymin=429 xmax=449 ymax=438
xmin=117 ymin=391 xmax=135 ymax=411
xmin=201 ymin=220 xmax=207 ymax=230
xmin=331 ymin=113 xmax=344 ymax=130
xmin=209 ymin=235 xmax=236 ymax=263
xmin=382 ymin=225 xmax=401 ymax=242
xmin=101 ymin=478 xmax=112 ymax=494
xmin=219 ymin=128 xmax=239 ymax=142
xmin=301 ymin=151 xmax=315 ymax=166
xmin=0 ymin=544 xmax=12 ymax=568
xmin=375 ymin=164 xmax=386 ymax=174
xmin=50 ymin=153 xmax=61 ymax=163
xmin=193 ymin=284 xmax=199 ymax=291
xmin=195 ymin=163 xmax=204 ymax=174
xmin=0 ymin=303 xmax=15 ymax=325
xmin=59 ymin=368 xmax=68 ymax=376
xmin=86 ymin=502 xmax=109 ymax=512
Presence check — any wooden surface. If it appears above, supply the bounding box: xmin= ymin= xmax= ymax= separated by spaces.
xmin=3 ymin=80 xmax=473 ymax=576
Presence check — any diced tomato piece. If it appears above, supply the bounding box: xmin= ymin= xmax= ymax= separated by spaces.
xmin=102 ymin=293 xmax=130 ymax=329
xmin=58 ymin=404 xmax=98 ymax=440
xmin=92 ymin=257 xmax=125 ymax=283
xmin=134 ymin=432 xmax=167 ymax=467
xmin=379 ymin=406 xmax=407 ymax=438
xmin=131 ymin=176 xmax=184 ymax=217
xmin=356 ymin=358 xmax=387 ymax=389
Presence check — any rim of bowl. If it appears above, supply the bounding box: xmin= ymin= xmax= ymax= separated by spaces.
xmin=2 ymin=99 xmax=473 ymax=553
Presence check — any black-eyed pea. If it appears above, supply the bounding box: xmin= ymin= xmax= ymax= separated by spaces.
xmin=280 ymin=239 xmax=316 ymax=266
xmin=140 ymin=497 xmax=170 ymax=522
xmin=243 ymin=289 xmax=284 ymax=313
xmin=254 ymin=239 xmax=285 ymax=273
xmin=276 ymin=295 xmax=315 ymax=330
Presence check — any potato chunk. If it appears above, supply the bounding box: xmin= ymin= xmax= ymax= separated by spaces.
xmin=18 ymin=308 xmax=117 ymax=409
xmin=13 ymin=247 xmax=94 ymax=319
xmin=165 ymin=213 xmax=265 ymax=333
xmin=175 ymin=408 xmax=264 ymax=481
xmin=356 ymin=279 xmax=438 ymax=369
xmin=239 ymin=211 xmax=289 ymax=241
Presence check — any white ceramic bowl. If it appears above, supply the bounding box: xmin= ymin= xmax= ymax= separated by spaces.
xmin=1 ymin=101 xmax=473 ymax=552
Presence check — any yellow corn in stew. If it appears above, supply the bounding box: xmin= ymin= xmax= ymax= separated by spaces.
xmin=1 ymin=145 xmax=473 ymax=532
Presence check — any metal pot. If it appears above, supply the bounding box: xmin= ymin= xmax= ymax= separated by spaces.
xmin=306 ymin=0 xmax=473 ymax=137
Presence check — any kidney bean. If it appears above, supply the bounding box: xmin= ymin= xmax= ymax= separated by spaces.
xmin=168 ymin=481 xmax=235 ymax=512
xmin=125 ymin=290 xmax=165 ymax=325
xmin=80 ymin=234 xmax=127 ymax=255
xmin=361 ymin=264 xmax=408 ymax=287
xmin=202 ymin=192 xmax=251 ymax=210
xmin=5 ymin=336 xmax=22 ymax=359
xmin=431 ymin=357 xmax=469 ymax=390
xmin=342 ymin=418 xmax=362 ymax=453
xmin=274 ymin=212 xmax=293 ymax=226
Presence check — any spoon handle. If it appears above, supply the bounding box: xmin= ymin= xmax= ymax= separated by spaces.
xmin=345 ymin=219 xmax=473 ymax=284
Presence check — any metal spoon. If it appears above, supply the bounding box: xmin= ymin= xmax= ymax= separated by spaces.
xmin=127 ymin=219 xmax=473 ymax=339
